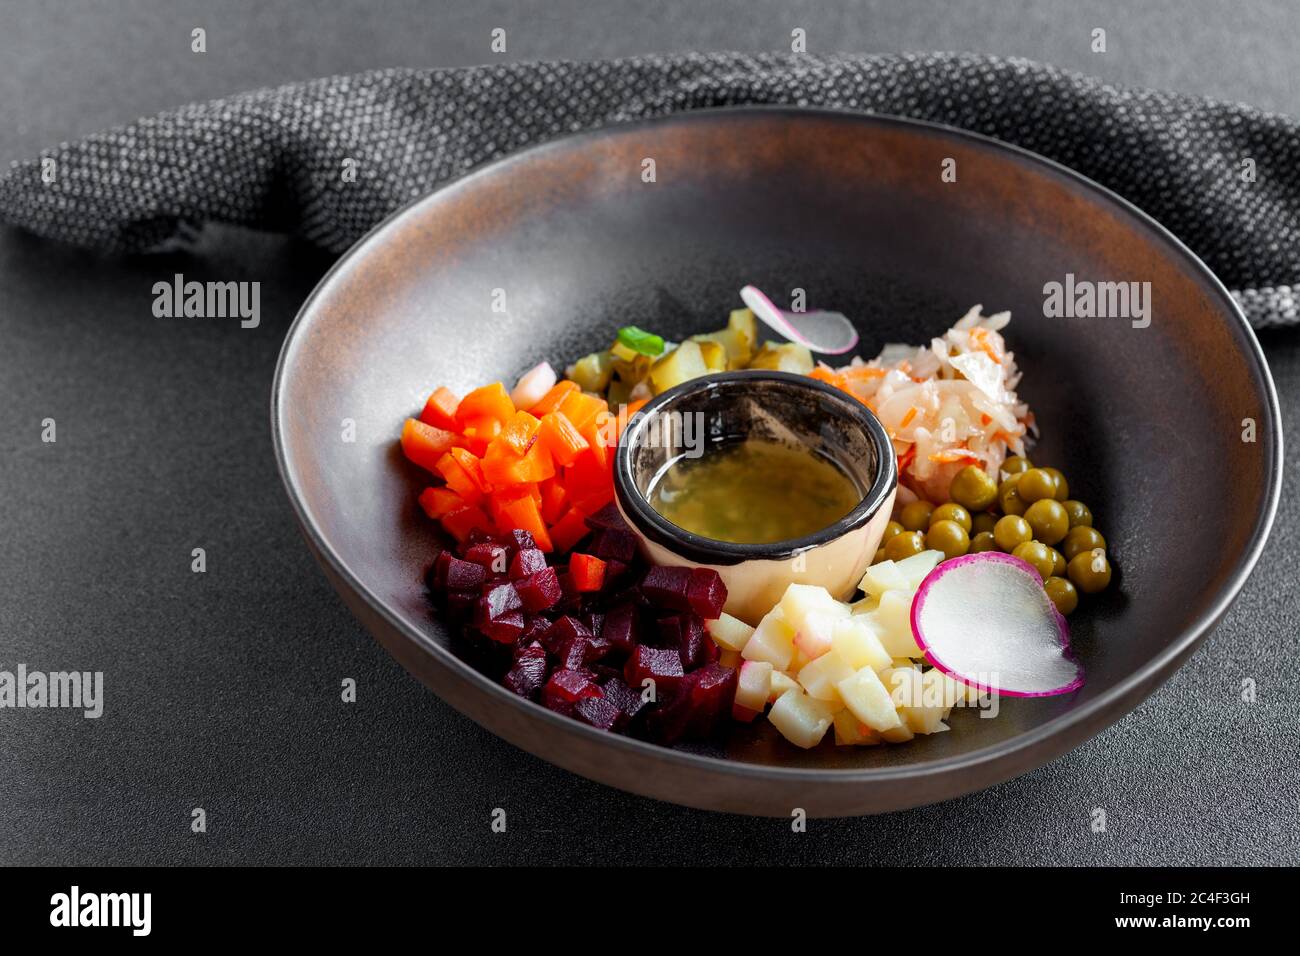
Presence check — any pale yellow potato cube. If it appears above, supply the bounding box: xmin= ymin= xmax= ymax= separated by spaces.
xmin=797 ymin=648 xmax=856 ymax=702
xmin=859 ymin=559 xmax=908 ymax=597
xmin=769 ymin=670 xmax=799 ymax=700
xmin=873 ymin=589 xmax=923 ymax=658
xmin=767 ymin=689 xmax=836 ymax=749
xmin=735 ymin=660 xmax=773 ymax=712
xmin=831 ymin=616 xmax=892 ymax=672
xmin=706 ymin=612 xmax=756 ymax=652
xmin=835 ymin=667 xmax=903 ymax=732
xmin=832 ymin=709 xmax=881 ymax=746
xmin=880 ymin=722 xmax=916 ymax=743
xmin=893 ymin=550 xmax=942 ymax=590
xmin=741 ymin=608 xmax=796 ymax=670
xmin=778 ymin=584 xmax=849 ymax=638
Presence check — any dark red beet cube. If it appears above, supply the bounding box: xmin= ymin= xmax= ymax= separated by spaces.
xmin=582 ymin=610 xmax=605 ymax=638
xmin=559 ymin=636 xmax=590 ymax=670
xmin=601 ymin=603 xmax=639 ymax=654
xmin=589 ymin=528 xmax=638 ymax=563
xmin=603 ymin=559 xmax=631 ymax=586
xmin=518 ymin=615 xmax=552 ymax=648
xmin=427 ymin=550 xmax=453 ymax=590
xmin=688 ymin=663 xmax=738 ymax=735
xmin=507 ymin=528 xmax=536 ymax=551
xmin=574 ymin=695 xmax=623 ymax=732
xmin=585 ymin=502 xmax=629 ymax=532
xmin=542 ymin=668 xmax=602 ymax=714
xmin=542 ymin=615 xmax=590 ymax=657
xmin=670 ymin=614 xmax=710 ymax=669
xmin=475 ymin=582 xmax=521 ymax=629
xmin=686 ymin=567 xmax=727 ymax=619
xmin=444 ymin=589 xmax=477 ymax=616
xmin=445 ymin=556 xmax=487 ymax=591
xmin=517 ymin=566 xmax=562 ymax=613
xmin=601 ymin=676 xmax=647 ymax=720
xmin=484 ymin=608 xmax=525 ymax=644
xmin=509 ymin=547 xmax=548 ymax=580
xmin=624 ymin=644 xmax=685 ymax=696
xmin=464 ymin=541 xmax=510 ymax=575
xmin=640 ymin=565 xmax=693 ymax=612
xmin=503 ymin=643 xmax=549 ymax=700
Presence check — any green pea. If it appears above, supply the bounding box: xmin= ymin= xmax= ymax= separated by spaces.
xmin=926 ymin=519 xmax=971 ymax=559
xmin=1062 ymin=525 xmax=1107 ymax=562
xmin=930 ymin=502 xmax=973 ymax=533
xmin=1044 ymin=576 xmax=1079 ymax=615
xmin=948 ymin=465 xmax=998 ymax=512
xmin=1012 ymin=541 xmax=1055 ymax=580
xmin=899 ymin=500 xmax=934 ymax=533
xmin=969 ymin=531 xmax=998 ymax=553
xmin=1017 ymin=468 xmax=1058 ymax=503
xmin=971 ymin=512 xmax=998 ymax=536
xmin=1000 ymin=455 xmax=1033 ymax=479
xmin=1042 ymin=467 xmax=1069 ymax=501
xmin=998 ymin=475 xmax=1027 ymax=517
xmin=1062 ymin=500 xmax=1093 ymax=528
xmin=1048 ymin=546 xmax=1067 ymax=577
xmin=1024 ymin=498 xmax=1070 ymax=545
xmin=884 ymin=530 xmax=925 ymax=561
xmin=882 ymin=520 xmax=906 ymax=542
xmin=994 ymin=514 xmax=1033 ymax=552
xmin=1068 ymin=549 xmax=1112 ymax=593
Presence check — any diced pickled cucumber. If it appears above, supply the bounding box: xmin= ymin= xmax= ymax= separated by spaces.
xmin=570 ymin=351 xmax=615 ymax=393
xmin=649 ymin=339 xmax=710 ymax=394
xmin=728 ymin=308 xmax=759 ymax=353
xmin=747 ymin=341 xmax=815 ymax=374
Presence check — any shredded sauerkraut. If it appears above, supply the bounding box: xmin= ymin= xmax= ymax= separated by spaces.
xmin=809 ymin=306 xmax=1034 ymax=504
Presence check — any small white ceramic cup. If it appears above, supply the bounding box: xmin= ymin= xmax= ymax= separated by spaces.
xmin=614 ymin=370 xmax=899 ymax=624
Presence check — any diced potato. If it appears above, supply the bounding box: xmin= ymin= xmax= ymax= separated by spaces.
xmin=831 ymin=616 xmax=892 ymax=672
xmin=851 ymin=595 xmax=880 ymax=615
xmin=767 ymin=689 xmax=836 ymax=749
xmin=882 ymin=666 xmax=923 ymax=708
xmin=741 ymin=608 xmax=796 ymax=670
xmin=873 ymin=589 xmax=923 ymax=658
xmin=769 ymin=670 xmax=799 ymax=700
xmin=727 ymin=308 xmax=758 ymax=354
xmin=797 ymin=647 xmax=856 ymax=702
xmin=649 ymin=339 xmax=709 ymax=394
xmin=833 ymin=709 xmax=881 ymax=746
xmin=793 ymin=609 xmax=837 ymax=659
xmin=697 ymin=339 xmax=728 ymax=372
xmin=691 ymin=327 xmax=753 ymax=369
xmin=880 ymin=722 xmax=915 ymax=743
xmin=835 ymin=667 xmax=903 ymax=732
xmin=747 ymin=341 xmax=815 ymax=374
xmin=706 ymin=612 xmax=755 ymax=652
xmin=893 ymin=550 xmax=943 ymax=590
xmin=569 ymin=350 xmax=614 ymax=393
xmin=779 ymin=584 xmax=849 ymax=635
xmin=860 ymin=559 xmax=908 ymax=597
xmin=735 ymin=660 xmax=773 ymax=712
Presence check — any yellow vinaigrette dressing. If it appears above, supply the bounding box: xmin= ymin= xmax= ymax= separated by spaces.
xmin=647 ymin=438 xmax=862 ymax=544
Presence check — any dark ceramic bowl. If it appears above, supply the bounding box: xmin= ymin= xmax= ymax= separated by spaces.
xmin=272 ymin=108 xmax=1282 ymax=816
xmin=614 ymin=370 xmax=899 ymax=621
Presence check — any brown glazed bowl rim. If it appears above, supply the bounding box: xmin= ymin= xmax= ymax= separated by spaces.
xmin=271 ymin=107 xmax=1282 ymax=801
xmin=613 ymin=369 xmax=899 ymax=565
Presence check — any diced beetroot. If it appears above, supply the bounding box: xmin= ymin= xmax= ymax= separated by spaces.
xmin=556 ymin=570 xmax=583 ymax=609
xmin=686 ymin=567 xmax=727 ymax=619
xmin=542 ymin=615 xmax=590 ymax=657
xmin=624 ymin=644 xmax=685 ymax=695
xmin=601 ymin=676 xmax=647 ymax=720
xmin=574 ymin=695 xmax=623 ymax=731
xmin=445 ymin=556 xmax=487 ymax=591
xmin=507 ymin=528 xmax=536 ymax=551
xmin=542 ymin=668 xmax=602 ymax=715
xmin=600 ymin=603 xmax=639 ymax=654
xmin=642 ymin=676 xmax=695 ymax=745
xmin=484 ymin=608 xmax=525 ymax=644
xmin=603 ymin=559 xmax=631 ymax=586
xmin=444 ymin=589 xmax=477 ymax=616
xmin=687 ymin=662 xmax=738 ymax=735
xmin=582 ymin=610 xmax=605 ymax=638
xmin=589 ymin=528 xmax=638 ymax=564
xmin=585 ymin=502 xmax=629 ymax=532
xmin=475 ymin=581 xmax=522 ymax=629
xmin=559 ymin=636 xmax=590 ymax=670
xmin=464 ymin=541 xmax=510 ymax=575
xmin=584 ymin=635 xmax=613 ymax=663
xmin=517 ymin=566 xmax=562 ymax=612
xmin=664 ymin=614 xmax=709 ymax=669
xmin=640 ymin=565 xmax=692 ymax=612
xmin=518 ymin=615 xmax=551 ymax=648
xmin=588 ymin=661 xmax=622 ymax=685
xmin=427 ymin=550 xmax=453 ymax=590
xmin=509 ymin=547 xmax=548 ymax=580
xmin=503 ymin=642 xmax=549 ymax=699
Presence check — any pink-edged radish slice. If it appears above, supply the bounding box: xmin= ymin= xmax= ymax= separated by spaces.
xmin=739 ymin=285 xmax=859 ymax=355
xmin=910 ymin=552 xmax=1083 ymax=698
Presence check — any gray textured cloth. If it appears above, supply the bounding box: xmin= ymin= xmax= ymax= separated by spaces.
xmin=1 ymin=52 xmax=1296 ymax=328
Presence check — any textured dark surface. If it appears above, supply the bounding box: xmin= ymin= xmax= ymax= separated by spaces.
xmin=1 ymin=0 xmax=1298 ymax=865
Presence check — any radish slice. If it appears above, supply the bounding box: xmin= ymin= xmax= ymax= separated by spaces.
xmin=740 ymin=285 xmax=859 ymax=355
xmin=510 ymin=361 xmax=556 ymax=409
xmin=910 ymin=552 xmax=1083 ymax=698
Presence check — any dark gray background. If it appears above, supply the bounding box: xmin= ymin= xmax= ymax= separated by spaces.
xmin=1 ymin=0 xmax=1297 ymax=865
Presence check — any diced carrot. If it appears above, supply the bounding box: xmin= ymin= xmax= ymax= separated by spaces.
xmin=487 ymin=485 xmax=531 ymax=533
xmin=569 ymin=553 xmax=607 ymax=592
xmin=419 ymin=387 xmax=461 ymax=431
xmin=539 ymin=477 xmax=569 ymax=524
xmin=582 ymin=415 xmax=612 ymax=470
xmin=456 ymin=382 xmax=515 ymax=428
xmin=441 ymin=505 xmax=493 ymax=543
xmin=549 ymin=507 xmax=591 ymax=554
xmin=500 ymin=493 xmax=554 ymax=552
xmin=528 ymin=380 xmax=579 ymax=417
xmin=557 ymin=390 xmax=606 ymax=432
xmin=608 ymin=399 xmax=649 ymax=441
xmin=449 ymin=447 xmax=489 ymax=495
xmin=516 ymin=439 xmax=556 ymax=483
xmin=482 ymin=436 xmax=555 ymax=486
xmin=499 ymin=410 xmax=541 ymax=456
xmin=539 ymin=411 xmax=589 ymax=467
xmin=400 ymin=418 xmax=458 ymax=472
xmin=436 ymin=451 xmax=485 ymax=505
xmin=565 ymin=448 xmax=614 ymax=513
xmin=418 ymin=486 xmax=464 ymax=520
